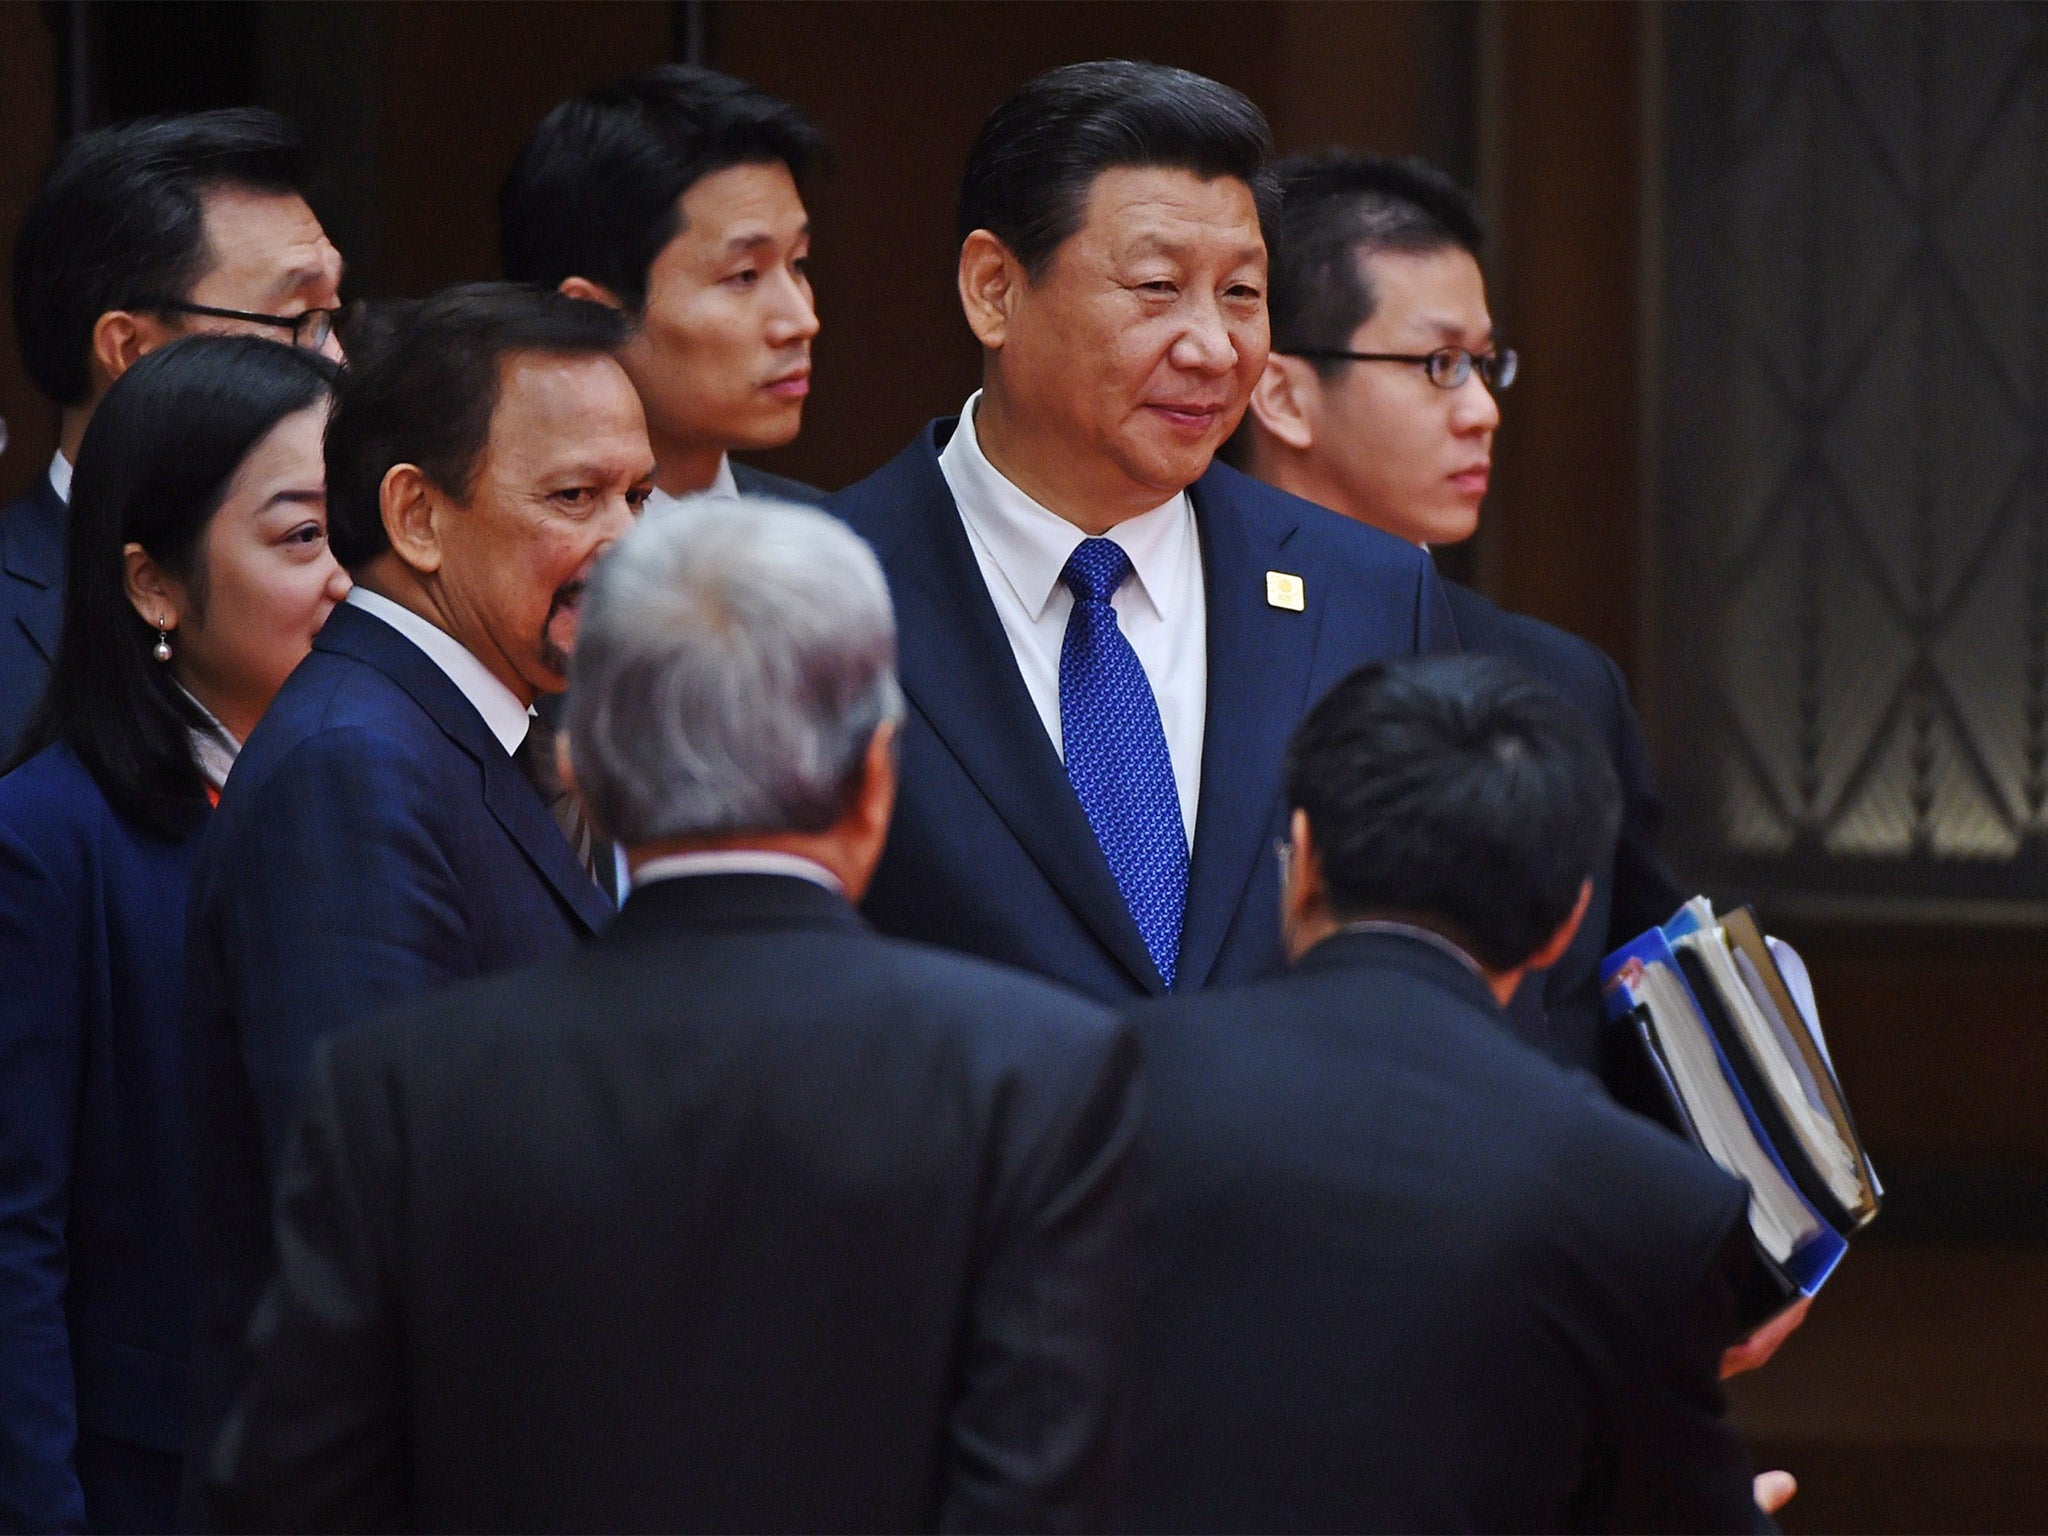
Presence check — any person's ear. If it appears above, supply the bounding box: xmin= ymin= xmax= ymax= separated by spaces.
xmin=1248 ymin=355 xmax=1319 ymax=452
xmin=558 ymin=276 xmax=623 ymax=310
xmin=1526 ymin=878 xmax=1594 ymax=972
xmin=957 ymin=230 xmax=1024 ymax=351
xmin=1280 ymin=805 xmax=1336 ymax=963
xmin=89 ymin=309 xmax=175 ymax=393
xmin=380 ymin=463 xmax=444 ymax=578
xmin=841 ymin=719 xmax=900 ymax=904
xmin=121 ymin=542 xmax=185 ymax=634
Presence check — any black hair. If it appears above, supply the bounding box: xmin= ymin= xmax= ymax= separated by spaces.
xmin=12 ymin=109 xmax=310 ymax=408
xmin=325 ymin=282 xmax=632 ymax=571
xmin=500 ymin=64 xmax=830 ymax=311
xmin=7 ymin=336 xmax=339 ymax=840
xmin=1286 ymin=654 xmax=1621 ymax=972
xmin=957 ymin=60 xmax=1277 ymax=278
xmin=1267 ymin=150 xmax=1485 ymax=366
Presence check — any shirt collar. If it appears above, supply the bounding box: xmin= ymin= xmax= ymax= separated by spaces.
xmin=345 ymin=586 xmax=532 ymax=756
xmin=631 ymin=848 xmax=844 ymax=894
xmin=939 ymin=390 xmax=1192 ymax=623
xmin=177 ymin=683 xmax=240 ymax=792
xmin=47 ymin=452 xmax=72 ymax=506
xmin=645 ymin=454 xmax=739 ymax=518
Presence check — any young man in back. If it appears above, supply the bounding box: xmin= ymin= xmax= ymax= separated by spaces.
xmin=502 ymin=65 xmax=829 ymax=507
xmin=1241 ymin=151 xmax=1681 ymax=1077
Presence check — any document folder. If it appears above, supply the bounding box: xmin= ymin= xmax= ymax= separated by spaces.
xmin=1602 ymin=897 xmax=1877 ymax=1327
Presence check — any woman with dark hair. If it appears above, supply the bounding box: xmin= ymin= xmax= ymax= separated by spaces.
xmin=0 ymin=335 xmax=348 ymax=1532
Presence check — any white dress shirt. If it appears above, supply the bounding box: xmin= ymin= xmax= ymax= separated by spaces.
xmin=645 ymin=453 xmax=739 ymax=517
xmin=631 ymin=848 xmax=843 ymax=894
xmin=937 ymin=392 xmax=1206 ymax=848
xmin=47 ymin=452 xmax=72 ymax=505
xmin=344 ymin=587 xmax=531 ymax=755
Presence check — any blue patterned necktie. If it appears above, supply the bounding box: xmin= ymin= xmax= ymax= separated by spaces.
xmin=1059 ymin=537 xmax=1189 ymax=988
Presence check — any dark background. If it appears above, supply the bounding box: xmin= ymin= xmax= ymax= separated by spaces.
xmin=0 ymin=3 xmax=2041 ymax=1528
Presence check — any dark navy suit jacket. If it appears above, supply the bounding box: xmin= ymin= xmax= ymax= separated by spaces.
xmin=828 ymin=420 xmax=1456 ymax=1003
xmin=182 ymin=600 xmax=612 ymax=1473
xmin=731 ymin=460 xmax=828 ymax=505
xmin=0 ymin=472 xmax=65 ymax=763
xmin=1126 ymin=930 xmax=1768 ymax=1534
xmin=0 ymin=746 xmax=197 ymax=1534
xmin=1442 ymin=582 xmax=1684 ymax=1078
xmin=210 ymin=875 xmax=1137 ymax=1533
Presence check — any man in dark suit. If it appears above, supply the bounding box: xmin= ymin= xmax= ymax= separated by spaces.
xmin=208 ymin=494 xmax=1139 ymax=1533
xmin=183 ymin=285 xmax=648 ymax=1476
xmin=829 ymin=63 xmax=1454 ymax=1006
xmin=3 ymin=109 xmax=345 ymax=755
xmin=1241 ymin=149 xmax=1684 ymax=1077
xmin=1126 ymin=654 xmax=1777 ymax=1534
xmin=502 ymin=65 xmax=830 ymax=507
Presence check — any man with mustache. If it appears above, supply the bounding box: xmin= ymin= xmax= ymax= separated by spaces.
xmin=1240 ymin=151 xmax=1684 ymax=1079
xmin=502 ymin=65 xmax=828 ymax=507
xmin=829 ymin=62 xmax=1454 ymax=1004
xmin=181 ymin=284 xmax=651 ymax=1484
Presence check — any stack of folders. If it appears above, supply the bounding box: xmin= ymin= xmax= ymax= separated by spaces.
xmin=1601 ymin=897 xmax=1880 ymax=1326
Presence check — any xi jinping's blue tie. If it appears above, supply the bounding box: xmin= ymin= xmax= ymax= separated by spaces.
xmin=1059 ymin=537 xmax=1188 ymax=988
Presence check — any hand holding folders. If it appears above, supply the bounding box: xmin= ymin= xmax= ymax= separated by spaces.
xmin=1603 ymin=897 xmax=1880 ymax=1329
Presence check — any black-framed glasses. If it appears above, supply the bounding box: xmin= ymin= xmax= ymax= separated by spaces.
xmin=1282 ymin=345 xmax=1518 ymax=391
xmin=130 ymin=296 xmax=341 ymax=351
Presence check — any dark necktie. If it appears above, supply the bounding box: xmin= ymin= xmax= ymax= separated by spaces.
xmin=513 ymin=714 xmax=614 ymax=898
xmin=1059 ymin=537 xmax=1188 ymax=988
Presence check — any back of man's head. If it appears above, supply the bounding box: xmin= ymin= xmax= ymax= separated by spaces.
xmin=1267 ymin=150 xmax=1484 ymax=364
xmin=500 ymin=64 xmax=829 ymax=311
xmin=12 ymin=109 xmax=308 ymax=408
xmin=958 ymin=59 xmax=1277 ymax=277
xmin=567 ymin=496 xmax=903 ymax=845
xmin=1286 ymin=655 xmax=1620 ymax=972
xmin=325 ymin=282 xmax=630 ymax=571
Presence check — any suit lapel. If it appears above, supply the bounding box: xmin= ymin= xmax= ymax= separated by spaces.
xmin=1176 ymin=468 xmax=1325 ymax=989
xmin=315 ymin=604 xmax=613 ymax=933
xmin=858 ymin=428 xmax=1163 ymax=993
xmin=3 ymin=475 xmax=67 ymax=663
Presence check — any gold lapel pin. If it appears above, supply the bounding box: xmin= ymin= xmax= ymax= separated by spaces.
xmin=1265 ymin=571 xmax=1305 ymax=612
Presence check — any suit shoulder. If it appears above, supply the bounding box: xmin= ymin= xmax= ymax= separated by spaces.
xmin=0 ymin=745 xmax=122 ymax=868
xmin=863 ymin=928 xmax=1125 ymax=1044
xmin=1446 ymin=582 xmax=1629 ymax=731
xmin=824 ymin=423 xmax=950 ymax=541
xmin=1201 ymin=461 xmax=1428 ymax=575
xmin=235 ymin=654 xmax=446 ymax=782
xmin=730 ymin=461 xmax=829 ymax=505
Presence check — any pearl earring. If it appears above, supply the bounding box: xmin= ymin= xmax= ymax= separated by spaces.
xmin=153 ymin=619 xmax=172 ymax=663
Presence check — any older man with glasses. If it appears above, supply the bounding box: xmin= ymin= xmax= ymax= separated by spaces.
xmin=2 ymin=108 xmax=344 ymax=756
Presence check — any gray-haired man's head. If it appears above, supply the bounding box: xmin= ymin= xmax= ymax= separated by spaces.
xmin=565 ymin=496 xmax=903 ymax=846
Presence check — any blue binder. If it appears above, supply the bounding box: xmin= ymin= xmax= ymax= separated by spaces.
xmin=1602 ymin=921 xmax=1849 ymax=1313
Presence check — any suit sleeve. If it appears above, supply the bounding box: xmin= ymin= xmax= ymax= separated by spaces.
xmin=208 ymin=1033 xmax=408 ymax=1533
xmin=939 ymin=1012 xmax=1143 ymax=1534
xmin=1599 ymin=1163 xmax=1773 ymax=1534
xmin=0 ymin=823 xmax=88 ymax=1532
xmin=214 ymin=726 xmax=470 ymax=1163
xmin=1599 ymin=652 xmax=1687 ymax=944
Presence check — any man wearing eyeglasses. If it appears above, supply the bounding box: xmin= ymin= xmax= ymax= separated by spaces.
xmin=1 ymin=108 xmax=344 ymax=756
xmin=1240 ymin=150 xmax=1685 ymax=1085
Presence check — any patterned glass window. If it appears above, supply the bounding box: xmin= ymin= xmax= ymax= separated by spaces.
xmin=1655 ymin=1 xmax=2048 ymax=910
